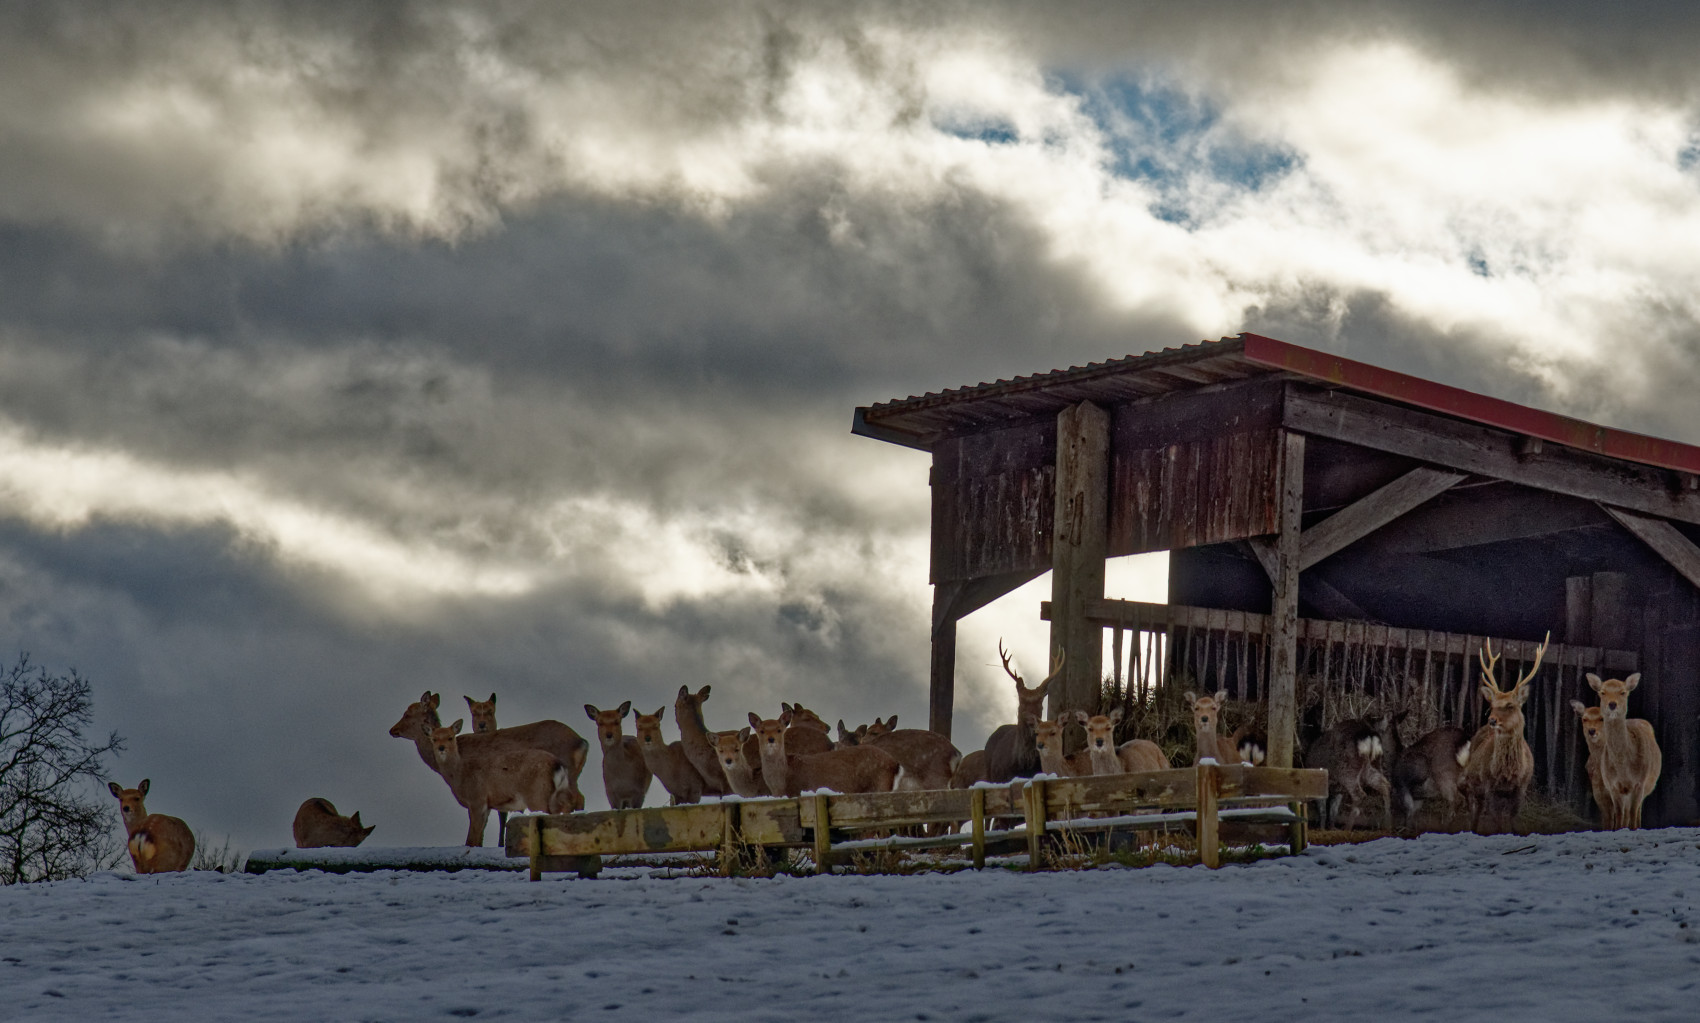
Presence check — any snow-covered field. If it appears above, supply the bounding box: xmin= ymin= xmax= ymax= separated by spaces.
xmin=4 ymin=829 xmax=1700 ymax=1022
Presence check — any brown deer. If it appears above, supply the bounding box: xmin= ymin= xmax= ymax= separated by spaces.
xmin=1387 ymin=722 xmax=1471 ymax=831
xmin=777 ymin=702 xmax=834 ymax=756
xmin=1462 ymin=634 xmax=1547 ymax=835
xmin=633 ymin=706 xmax=705 ymax=805
xmin=983 ymin=643 xmax=1065 ymax=782
xmin=1116 ymin=736 xmax=1169 ymax=774
xmin=107 ymin=780 xmax=195 ymax=873
xmin=1075 ymin=709 xmax=1126 ymax=775
xmin=430 ymin=720 xmax=577 ymax=846
xmin=837 ymin=721 xmax=960 ymax=790
xmin=673 ymin=685 xmax=731 ymax=798
xmin=585 ymin=702 xmax=653 ymax=810
xmin=465 ymin=693 xmax=498 ymax=734
xmin=292 ymin=797 xmax=376 ymax=848
xmin=1183 ymin=690 xmax=1245 ymax=765
xmin=1303 ymin=716 xmax=1391 ymax=830
xmin=711 ymin=728 xmax=765 ymax=797
xmin=1032 ymin=716 xmax=1093 ymax=777
xmin=749 ymin=709 xmax=901 ymax=796
xmin=949 ymin=748 xmax=989 ymax=788
xmin=389 ymin=692 xmax=589 ymax=818
xmin=1585 ymin=672 xmax=1662 ymax=829
xmin=1570 ymin=700 xmax=1613 ymax=828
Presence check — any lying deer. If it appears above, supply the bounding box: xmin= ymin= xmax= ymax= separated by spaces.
xmin=1585 ymin=672 xmax=1662 ymax=829
xmin=585 ymin=702 xmax=654 ymax=810
xmin=983 ymin=643 xmax=1065 ymax=782
xmin=108 ymin=779 xmax=195 ymax=873
xmin=431 ymin=719 xmax=577 ymax=846
xmin=749 ymin=709 xmax=901 ymax=796
xmin=673 ymin=685 xmax=731 ymax=798
xmin=634 ymin=706 xmax=705 ymax=805
xmin=1462 ymin=634 xmax=1546 ymax=835
xmin=1304 ymin=717 xmax=1392 ymax=830
xmin=292 ymin=797 xmax=376 ymax=848
xmin=1183 ymin=690 xmax=1246 ymax=765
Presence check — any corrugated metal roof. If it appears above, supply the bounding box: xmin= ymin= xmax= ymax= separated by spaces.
xmin=853 ymin=332 xmax=1700 ymax=477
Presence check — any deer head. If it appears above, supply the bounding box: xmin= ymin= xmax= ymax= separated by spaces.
xmin=107 ymin=779 xmax=152 ymax=829
xmin=429 ymin=719 xmax=466 ymax=767
xmin=1184 ymin=690 xmax=1231 ymax=737
xmin=584 ymin=702 xmax=633 ymax=749
xmin=1074 ymin=707 xmax=1123 ymax=753
xmin=1570 ymin=699 xmax=1605 ymax=751
xmin=633 ymin=707 xmax=668 ymax=751
xmin=464 ymin=693 xmax=498 ymax=734
xmin=750 ymin=711 xmax=789 ymax=759
xmin=389 ymin=691 xmax=442 ymax=739
xmin=713 ymin=729 xmax=752 ymax=776
xmin=782 ymin=703 xmax=831 ymax=733
xmin=1585 ymin=672 xmax=1641 ymax=721
xmin=1000 ymin=641 xmax=1066 ymax=725
xmin=1478 ymin=634 xmax=1548 ymax=734
xmin=1032 ymin=717 xmax=1068 ymax=763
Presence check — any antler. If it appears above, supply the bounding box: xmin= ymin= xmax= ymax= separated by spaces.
xmin=1478 ymin=638 xmax=1503 ymax=692
xmin=1044 ymin=646 xmax=1067 ymax=687
xmin=1512 ymin=631 xmax=1551 ymax=692
xmin=998 ymin=639 xmax=1023 ymax=684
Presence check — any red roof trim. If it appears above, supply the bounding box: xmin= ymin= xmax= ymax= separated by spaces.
xmin=1239 ymin=333 xmax=1700 ymax=476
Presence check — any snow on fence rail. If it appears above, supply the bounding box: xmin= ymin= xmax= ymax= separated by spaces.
xmin=506 ymin=763 xmax=1328 ymax=879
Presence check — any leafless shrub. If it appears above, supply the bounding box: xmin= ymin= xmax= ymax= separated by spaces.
xmin=0 ymin=655 xmax=126 ymax=884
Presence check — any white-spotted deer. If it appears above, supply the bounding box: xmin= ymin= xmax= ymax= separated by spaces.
xmin=1585 ymin=672 xmax=1662 ymax=829
xmin=107 ymin=779 xmax=195 ymax=873
xmin=430 ymin=720 xmax=577 ymax=846
xmin=292 ymin=797 xmax=376 ymax=848
xmin=585 ymin=702 xmax=653 ymax=810
xmin=749 ymin=709 xmax=901 ymax=796
xmin=1462 ymin=634 xmax=1547 ymax=835
xmin=983 ymin=643 xmax=1065 ymax=782
xmin=634 ymin=706 xmax=705 ymax=805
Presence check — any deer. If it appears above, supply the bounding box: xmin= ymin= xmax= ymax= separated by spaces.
xmin=749 ymin=709 xmax=902 ymax=796
xmin=633 ymin=706 xmax=706 ymax=805
xmin=711 ymin=728 xmax=765 ymax=797
xmin=1032 ymin=716 xmax=1093 ymax=777
xmin=1183 ymin=690 xmax=1246 ymax=765
xmin=673 ymin=685 xmax=732 ymax=798
xmin=107 ymin=779 xmax=195 ymax=873
xmin=389 ymin=692 xmax=589 ymax=825
xmin=1075 ymin=709 xmax=1127 ymax=775
xmin=1462 ymin=634 xmax=1547 ymax=835
xmin=1570 ymin=700 xmax=1614 ymax=828
xmin=1387 ymin=720 xmax=1472 ymax=831
xmin=585 ymin=702 xmax=654 ymax=810
xmin=835 ymin=720 xmax=960 ymax=790
xmin=983 ymin=643 xmax=1065 ymax=782
xmin=775 ymin=702 xmax=833 ymax=756
xmin=1585 ymin=672 xmax=1663 ymax=830
xmin=430 ymin=720 xmax=577 ymax=846
xmin=292 ymin=797 xmax=376 ymax=848
xmin=1304 ymin=714 xmax=1393 ymax=830
xmin=949 ymin=749 xmax=990 ymax=788
xmin=465 ymin=693 xmax=498 ymax=734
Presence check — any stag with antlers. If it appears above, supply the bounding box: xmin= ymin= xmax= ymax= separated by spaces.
xmin=979 ymin=642 xmax=1066 ymax=783
xmin=1461 ymin=633 xmax=1547 ymax=835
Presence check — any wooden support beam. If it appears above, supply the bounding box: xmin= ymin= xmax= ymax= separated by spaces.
xmin=1296 ymin=466 xmax=1466 ymax=570
xmin=1049 ymin=401 xmax=1109 ymax=721
xmin=1246 ymin=540 xmax=1373 ymax=621
xmin=928 ymin=610 xmax=956 ymax=739
xmin=1285 ymin=387 xmax=1700 ymax=526
xmin=1268 ymin=431 xmax=1304 ymax=770
xmin=1602 ymin=505 xmax=1700 ymax=593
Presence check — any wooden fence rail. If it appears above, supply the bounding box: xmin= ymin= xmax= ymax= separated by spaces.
xmin=506 ymin=764 xmax=1328 ymax=878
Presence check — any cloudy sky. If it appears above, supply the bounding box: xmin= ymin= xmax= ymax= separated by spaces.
xmin=4 ymin=1 xmax=1700 ymax=849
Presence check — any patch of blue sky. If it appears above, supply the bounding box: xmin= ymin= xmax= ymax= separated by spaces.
xmin=1053 ymin=71 xmax=1299 ymax=228
xmin=1679 ymin=132 xmax=1700 ymax=173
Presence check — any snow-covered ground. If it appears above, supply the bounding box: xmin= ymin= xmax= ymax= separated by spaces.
xmin=4 ymin=829 xmax=1699 ymax=1022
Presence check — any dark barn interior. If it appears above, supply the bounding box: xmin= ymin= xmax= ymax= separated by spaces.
xmin=855 ymin=334 xmax=1700 ymax=826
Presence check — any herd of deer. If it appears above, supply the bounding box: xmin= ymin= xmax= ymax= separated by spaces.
xmin=101 ymin=633 xmax=1666 ymax=874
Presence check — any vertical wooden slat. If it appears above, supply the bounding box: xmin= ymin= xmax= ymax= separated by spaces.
xmin=971 ymin=787 xmax=987 ymax=870
xmin=1197 ymin=762 xmax=1221 ymax=869
xmin=1268 ymin=430 xmax=1305 ymax=769
xmin=929 ymin=610 xmax=957 ymax=739
xmin=813 ymin=793 xmax=832 ymax=874
xmin=1024 ymin=780 xmax=1047 ymax=872
xmin=721 ymin=802 xmax=741 ymax=878
xmin=529 ymin=815 xmax=542 ymax=883
xmin=1050 ymin=402 xmax=1109 ymax=722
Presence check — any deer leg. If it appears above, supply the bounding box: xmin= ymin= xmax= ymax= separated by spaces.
xmin=466 ymin=801 xmax=489 ymax=847
xmin=498 ymin=811 xmax=508 ymax=848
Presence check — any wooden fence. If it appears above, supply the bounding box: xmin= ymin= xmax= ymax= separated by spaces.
xmin=507 ymin=763 xmax=1327 ymax=878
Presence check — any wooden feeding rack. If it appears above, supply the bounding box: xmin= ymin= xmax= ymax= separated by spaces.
xmin=506 ymin=763 xmax=1327 ymax=878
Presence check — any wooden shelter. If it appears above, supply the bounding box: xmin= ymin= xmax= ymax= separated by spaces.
xmin=853 ymin=333 xmax=1700 ymax=826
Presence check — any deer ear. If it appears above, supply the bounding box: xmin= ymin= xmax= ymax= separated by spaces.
xmin=748 ymin=712 xmax=763 ymax=729
xmin=654 ymin=707 xmax=666 ymax=720
xmin=678 ymin=685 xmax=690 ymax=699
xmin=1109 ymin=707 xmax=1124 ymax=725
xmin=449 ymin=719 xmax=464 ymax=734
xmin=617 ymin=700 xmax=631 ymax=718
xmin=886 ymin=715 xmax=899 ymax=729
xmin=487 ymin=693 xmax=496 ymax=704
xmin=1074 ymin=710 xmax=1089 ymax=725
xmin=350 ymin=812 xmax=363 ymax=827
xmin=1586 ymin=673 xmax=1603 ymax=693
xmin=138 ymin=779 xmax=150 ymax=797
xmin=1479 ymin=684 xmax=1497 ymax=704
xmin=1570 ymin=699 xmax=1587 ymax=716
xmin=427 ymin=693 xmax=440 ymax=709
xmin=780 ymin=708 xmax=794 ymax=727
xmin=1623 ymin=673 xmax=1641 ymax=692
xmin=781 ymin=702 xmax=794 ymax=714
xmin=584 ymin=705 xmax=598 ymax=722
xmin=464 ymin=695 xmax=475 ymax=708
xmin=698 ymin=686 xmax=712 ymax=700
xmin=738 ymin=726 xmax=751 ymax=741
xmin=1214 ymin=690 xmax=1228 ymax=704
xmin=108 ymin=782 xmax=123 ymax=798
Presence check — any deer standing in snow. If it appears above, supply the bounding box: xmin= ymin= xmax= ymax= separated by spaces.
xmin=1304 ymin=716 xmax=1392 ymax=830
xmin=634 ymin=706 xmax=705 ymax=805
xmin=1584 ymin=672 xmax=1662 ymax=830
xmin=749 ymin=709 xmax=901 ymax=796
xmin=1462 ymin=634 xmax=1546 ymax=835
xmin=585 ymin=702 xmax=653 ymax=810
xmin=1570 ymin=700 xmax=1613 ymax=828
xmin=1387 ymin=721 xmax=1471 ymax=831
xmin=672 ymin=685 xmax=731 ymax=798
xmin=982 ymin=643 xmax=1065 ymax=782
xmin=292 ymin=797 xmax=375 ymax=848
xmin=107 ymin=779 xmax=195 ymax=873
xmin=1184 ymin=690 xmax=1246 ymax=765
xmin=431 ymin=720 xmax=577 ymax=846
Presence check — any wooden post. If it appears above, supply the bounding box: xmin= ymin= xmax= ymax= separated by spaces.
xmin=1050 ymin=401 xmax=1110 ymax=731
xmin=813 ymin=793 xmax=832 ymax=875
xmin=970 ymin=786 xmax=987 ymax=870
xmin=529 ymin=815 xmax=543 ymax=883
xmin=1590 ymin=571 xmax=1632 ymax=650
xmin=1287 ymin=802 xmax=1307 ymax=855
xmin=930 ymin=609 xmax=957 ymax=739
xmin=1024 ymin=779 xmax=1047 ymax=872
xmin=1565 ymin=575 xmax=1593 ymax=645
xmin=1268 ymin=430 xmax=1305 ymax=769
xmin=1196 ymin=761 xmax=1221 ymax=869
xmin=720 ymin=802 xmax=741 ymax=878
